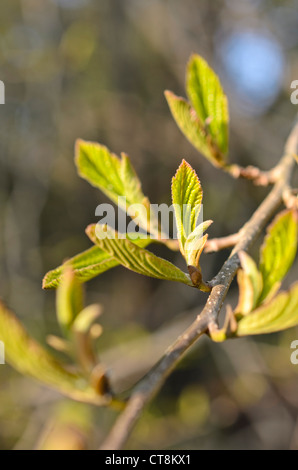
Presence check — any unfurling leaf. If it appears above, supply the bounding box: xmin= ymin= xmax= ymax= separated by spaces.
xmin=86 ymin=224 xmax=193 ymax=286
xmin=236 ymin=282 xmax=298 ymax=336
xmin=184 ymin=221 xmax=213 ymax=267
xmin=43 ymin=237 xmax=152 ymax=290
xmin=56 ymin=265 xmax=83 ymax=332
xmin=72 ymin=304 xmax=102 ymax=334
xmin=165 ymin=54 xmax=229 ymax=167
xmin=235 ymin=251 xmax=263 ymax=315
xmin=36 ymin=402 xmax=92 ymax=450
xmin=186 ymin=54 xmax=229 ymax=156
xmin=0 ymin=301 xmax=109 ymax=405
xmin=258 ymin=209 xmax=298 ymax=304
xmin=171 ymin=161 xmax=211 ymax=291
xmin=171 ymin=160 xmax=203 ymax=253
xmin=165 ymin=92 xmax=212 ymax=160
xmin=234 ymin=209 xmax=297 ymax=327
xmin=75 ymin=139 xmax=159 ymax=235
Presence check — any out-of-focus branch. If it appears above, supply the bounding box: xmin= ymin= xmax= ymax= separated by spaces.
xmin=227 ymin=123 xmax=298 ymax=186
xmin=282 ymin=187 xmax=298 ymax=210
xmin=227 ymin=164 xmax=280 ymax=186
xmin=100 ymin=120 xmax=298 ymax=451
xmin=204 ymin=232 xmax=240 ymax=253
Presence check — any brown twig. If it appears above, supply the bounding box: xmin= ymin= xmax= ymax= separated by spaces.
xmin=227 ymin=163 xmax=281 ymax=186
xmin=204 ymin=232 xmax=240 ymax=253
xmin=282 ymin=186 xmax=298 ymax=210
xmin=99 ymin=120 xmax=298 ymax=450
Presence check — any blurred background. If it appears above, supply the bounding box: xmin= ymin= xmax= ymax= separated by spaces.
xmin=0 ymin=0 xmax=298 ymax=450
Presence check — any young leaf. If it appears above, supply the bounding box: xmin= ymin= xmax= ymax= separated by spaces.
xmin=75 ymin=140 xmax=159 ymax=235
xmin=165 ymin=55 xmax=229 ymax=167
xmin=236 ymin=282 xmax=298 ymax=336
xmin=43 ymin=237 xmax=152 ymax=289
xmin=0 ymin=301 xmax=108 ymax=405
xmin=186 ymin=54 xmax=229 ymax=156
xmin=86 ymin=224 xmax=193 ymax=286
xmin=171 ymin=160 xmax=203 ymax=254
xmin=72 ymin=304 xmax=102 ymax=334
xmin=235 ymin=251 xmax=263 ymax=315
xmin=56 ymin=265 xmax=83 ymax=333
xmin=164 ymin=92 xmax=212 ymax=160
xmin=259 ymin=209 xmax=298 ymax=304
xmin=184 ymin=220 xmax=213 ymax=267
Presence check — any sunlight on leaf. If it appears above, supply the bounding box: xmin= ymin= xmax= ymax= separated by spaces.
xmin=72 ymin=304 xmax=102 ymax=334
xmin=184 ymin=220 xmax=213 ymax=267
xmin=43 ymin=237 xmax=152 ymax=289
xmin=165 ymin=92 xmax=212 ymax=160
xmin=56 ymin=265 xmax=83 ymax=332
xmin=0 ymin=301 xmax=109 ymax=405
xmin=236 ymin=282 xmax=298 ymax=336
xmin=86 ymin=224 xmax=193 ymax=286
xmin=259 ymin=209 xmax=298 ymax=304
xmin=186 ymin=54 xmax=229 ymax=156
xmin=171 ymin=160 xmax=203 ymax=253
xmin=235 ymin=251 xmax=263 ymax=315
xmin=165 ymin=54 xmax=229 ymax=167
xmin=75 ymin=139 xmax=159 ymax=235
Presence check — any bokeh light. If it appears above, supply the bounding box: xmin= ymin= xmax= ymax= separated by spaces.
xmin=219 ymin=30 xmax=285 ymax=115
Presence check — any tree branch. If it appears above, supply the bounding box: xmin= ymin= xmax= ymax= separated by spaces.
xmin=99 ymin=120 xmax=298 ymax=450
xmin=227 ymin=164 xmax=280 ymax=186
xmin=204 ymin=232 xmax=240 ymax=253
xmin=282 ymin=186 xmax=298 ymax=210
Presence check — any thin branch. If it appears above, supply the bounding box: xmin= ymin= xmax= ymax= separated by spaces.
xmin=227 ymin=163 xmax=280 ymax=186
xmin=204 ymin=232 xmax=240 ymax=253
xmin=282 ymin=186 xmax=298 ymax=210
xmin=99 ymin=120 xmax=298 ymax=451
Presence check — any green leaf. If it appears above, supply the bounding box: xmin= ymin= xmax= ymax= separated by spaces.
xmin=86 ymin=224 xmax=193 ymax=286
xmin=171 ymin=160 xmax=203 ymax=254
xmin=184 ymin=220 xmax=213 ymax=267
xmin=165 ymin=55 xmax=229 ymax=167
xmin=72 ymin=304 xmax=102 ymax=334
xmin=164 ymin=92 xmax=213 ymax=162
xmin=235 ymin=251 xmax=263 ymax=315
xmin=0 ymin=301 xmax=109 ymax=405
xmin=259 ymin=209 xmax=298 ymax=304
xmin=186 ymin=54 xmax=229 ymax=156
xmin=43 ymin=237 xmax=152 ymax=290
xmin=75 ymin=139 xmax=159 ymax=234
xmin=56 ymin=265 xmax=83 ymax=332
xmin=236 ymin=282 xmax=298 ymax=336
